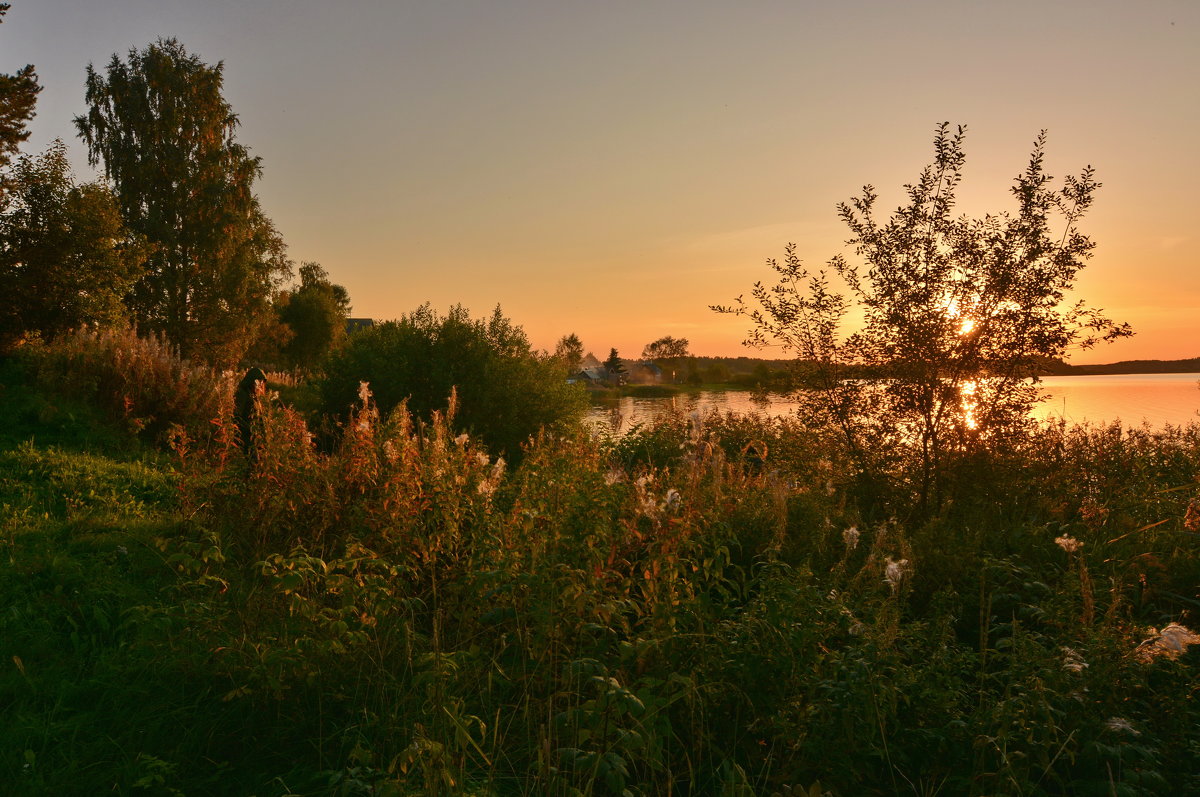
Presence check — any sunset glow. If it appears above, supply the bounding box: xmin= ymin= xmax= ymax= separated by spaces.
xmin=8 ymin=0 xmax=1198 ymax=363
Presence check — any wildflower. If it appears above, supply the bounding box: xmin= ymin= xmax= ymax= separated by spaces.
xmin=1184 ymin=500 xmax=1200 ymax=532
xmin=475 ymin=452 xmax=490 ymax=467
xmin=1055 ymin=535 xmax=1084 ymax=554
xmin=662 ymin=488 xmax=682 ymax=512
xmin=842 ymin=526 xmax=860 ymax=550
xmin=1135 ymin=622 xmax=1200 ymax=662
xmin=454 ymin=433 xmax=469 ymax=447
xmin=604 ymin=468 xmax=625 ymax=486
xmin=1104 ymin=717 xmax=1140 ymax=736
xmin=357 ymin=381 xmax=372 ymax=406
xmin=1061 ymin=647 xmax=1088 ymax=673
xmin=884 ymin=557 xmax=911 ymax=591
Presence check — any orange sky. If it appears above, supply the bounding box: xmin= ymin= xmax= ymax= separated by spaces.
xmin=9 ymin=0 xmax=1199 ymax=363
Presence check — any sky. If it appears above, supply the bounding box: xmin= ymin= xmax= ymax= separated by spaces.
xmin=6 ymin=0 xmax=1198 ymax=363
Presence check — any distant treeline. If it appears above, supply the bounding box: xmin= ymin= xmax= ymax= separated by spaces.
xmin=686 ymin=355 xmax=1200 ymax=384
xmin=663 ymin=356 xmax=796 ymax=387
xmin=1040 ymin=357 xmax=1200 ymax=376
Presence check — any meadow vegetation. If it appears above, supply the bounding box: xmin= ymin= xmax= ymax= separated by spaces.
xmin=2 ymin=27 xmax=1196 ymax=790
xmin=2 ymin=330 xmax=1199 ymax=796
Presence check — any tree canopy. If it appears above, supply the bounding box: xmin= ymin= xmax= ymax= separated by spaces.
xmin=718 ymin=123 xmax=1130 ymax=510
xmin=553 ymin=333 xmax=584 ymax=373
xmin=74 ymin=38 xmax=289 ymax=366
xmin=277 ymin=262 xmax=351 ymax=371
xmin=0 ymin=140 xmax=147 ymax=348
xmin=0 ymin=3 xmax=41 ymax=194
xmin=603 ymin=348 xmax=625 ymax=376
xmin=641 ymin=335 xmax=690 ymax=361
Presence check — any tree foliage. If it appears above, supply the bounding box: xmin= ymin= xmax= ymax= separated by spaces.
xmin=319 ymin=304 xmax=587 ymax=459
xmin=0 ymin=140 xmax=147 ymax=348
xmin=717 ymin=123 xmax=1130 ymax=511
xmin=0 ymin=3 xmax=41 ymax=194
xmin=553 ymin=333 xmax=584 ymax=373
xmin=603 ymin=347 xmax=625 ymax=377
xmin=277 ymin=262 xmax=351 ymax=371
xmin=74 ymin=38 xmax=289 ymax=366
xmin=641 ymin=335 xmax=689 ymax=361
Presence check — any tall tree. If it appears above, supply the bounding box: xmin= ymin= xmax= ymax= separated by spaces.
xmin=641 ymin=335 xmax=690 ymax=361
xmin=553 ymin=333 xmax=584 ymax=373
xmin=603 ymin=347 xmax=626 ymax=378
xmin=0 ymin=140 xmax=147 ymax=348
xmin=0 ymin=3 xmax=41 ymax=194
xmin=74 ymin=38 xmax=289 ymax=365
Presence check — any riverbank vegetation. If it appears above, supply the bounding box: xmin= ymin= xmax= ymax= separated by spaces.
xmin=3 ymin=332 xmax=1200 ymax=795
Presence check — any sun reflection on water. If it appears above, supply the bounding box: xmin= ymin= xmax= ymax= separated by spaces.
xmin=960 ymin=380 xmax=979 ymax=430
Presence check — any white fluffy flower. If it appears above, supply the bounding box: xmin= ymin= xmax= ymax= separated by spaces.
xmin=1061 ymin=647 xmax=1088 ymax=673
xmin=842 ymin=526 xmax=860 ymax=550
xmin=884 ymin=557 xmax=910 ymax=591
xmin=1135 ymin=622 xmax=1200 ymax=662
xmin=1104 ymin=717 xmax=1139 ymax=735
xmin=1055 ymin=535 xmax=1084 ymax=554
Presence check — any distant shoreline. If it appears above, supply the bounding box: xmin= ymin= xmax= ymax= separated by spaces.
xmin=676 ymin=355 xmax=1200 ymax=378
xmin=1038 ymin=357 xmax=1200 ymax=376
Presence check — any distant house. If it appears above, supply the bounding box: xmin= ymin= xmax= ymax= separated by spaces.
xmin=345 ymin=317 xmax=375 ymax=335
xmin=569 ymin=366 xmax=612 ymax=386
xmin=626 ymin=361 xmax=663 ymax=385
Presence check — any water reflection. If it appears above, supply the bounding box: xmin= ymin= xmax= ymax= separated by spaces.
xmin=587 ymin=373 xmax=1200 ymax=435
xmin=1038 ymin=373 xmax=1200 ymax=427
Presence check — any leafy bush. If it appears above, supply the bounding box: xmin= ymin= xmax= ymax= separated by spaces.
xmin=318 ymin=303 xmax=587 ymax=459
xmin=20 ymin=325 xmax=232 ymax=439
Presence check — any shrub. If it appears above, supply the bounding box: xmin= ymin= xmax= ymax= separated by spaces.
xmin=21 ymin=325 xmax=232 ymax=439
xmin=317 ymin=304 xmax=587 ymax=459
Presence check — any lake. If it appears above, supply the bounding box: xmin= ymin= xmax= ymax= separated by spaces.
xmin=587 ymin=373 xmax=1200 ymax=435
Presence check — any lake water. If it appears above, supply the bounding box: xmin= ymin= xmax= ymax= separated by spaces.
xmin=587 ymin=373 xmax=1200 ymax=435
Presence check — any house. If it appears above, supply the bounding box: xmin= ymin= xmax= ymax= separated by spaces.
xmin=569 ymin=366 xmax=612 ymax=386
xmin=345 ymin=317 xmax=375 ymax=335
xmin=625 ymin=361 xmax=663 ymax=385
